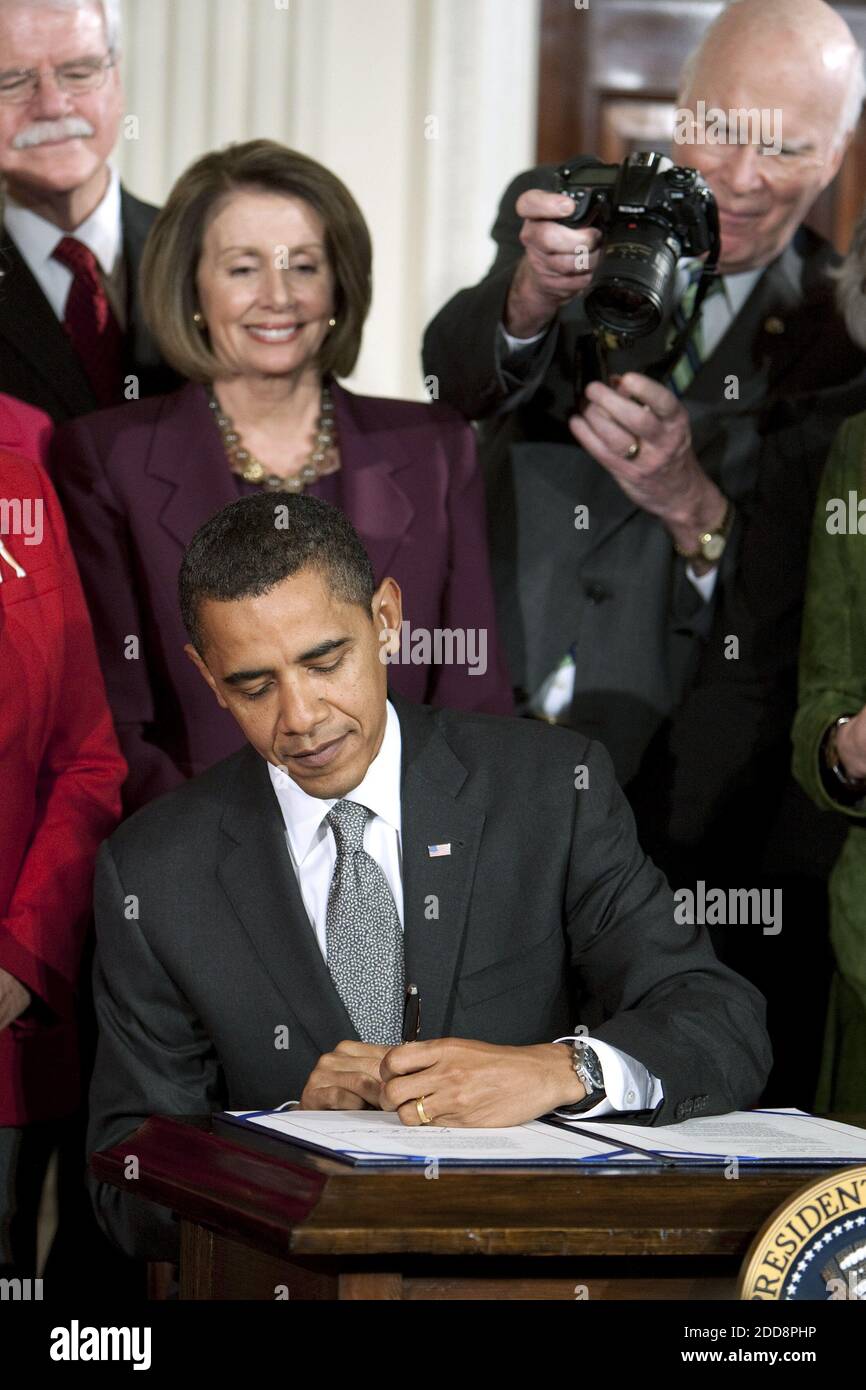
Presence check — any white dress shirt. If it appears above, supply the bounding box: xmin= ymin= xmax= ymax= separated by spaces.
xmin=502 ymin=263 xmax=763 ymax=718
xmin=267 ymin=698 xmax=405 ymax=953
xmin=4 ymin=166 xmax=125 ymax=326
xmin=268 ymin=699 xmax=662 ymax=1120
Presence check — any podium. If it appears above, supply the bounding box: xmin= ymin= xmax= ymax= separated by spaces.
xmin=91 ymin=1114 xmax=866 ymax=1300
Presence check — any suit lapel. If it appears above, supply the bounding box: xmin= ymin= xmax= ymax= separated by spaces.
xmin=148 ymin=380 xmax=420 ymax=570
xmin=144 ymin=382 xmax=239 ymax=549
xmin=330 ymin=383 xmax=416 ymax=580
xmin=687 ymin=236 xmax=816 ymax=426
xmin=393 ymin=697 xmax=485 ymax=1040
xmin=0 ymin=230 xmax=96 ymax=417
xmin=120 ymin=187 xmax=161 ymax=374
xmin=217 ymin=744 xmax=357 ymax=1054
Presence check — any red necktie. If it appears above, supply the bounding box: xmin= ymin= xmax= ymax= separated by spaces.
xmin=52 ymin=235 xmax=124 ymax=409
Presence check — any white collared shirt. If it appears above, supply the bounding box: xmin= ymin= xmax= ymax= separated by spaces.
xmin=4 ymin=166 xmax=124 ymax=324
xmin=671 ymin=261 xmax=763 ymax=363
xmin=267 ymin=698 xmax=662 ymax=1119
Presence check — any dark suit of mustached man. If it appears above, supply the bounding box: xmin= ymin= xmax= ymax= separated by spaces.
xmin=87 ymin=493 xmax=771 ymax=1261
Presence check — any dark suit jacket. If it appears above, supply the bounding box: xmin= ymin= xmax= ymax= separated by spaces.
xmin=52 ymin=381 xmax=513 ymax=812
xmin=631 ymin=382 xmax=866 ymax=890
xmin=87 ymin=695 xmax=771 ymax=1260
xmin=0 ymin=187 xmax=179 ymax=423
xmin=422 ymin=157 xmax=866 ymax=784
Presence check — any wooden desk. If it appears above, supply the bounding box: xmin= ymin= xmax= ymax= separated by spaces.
xmin=91 ymin=1114 xmax=866 ymax=1301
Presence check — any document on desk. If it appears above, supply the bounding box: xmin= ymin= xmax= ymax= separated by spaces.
xmin=556 ymin=1108 xmax=866 ymax=1165
xmin=219 ymin=1106 xmax=866 ymax=1168
xmin=220 ymin=1108 xmax=655 ymax=1166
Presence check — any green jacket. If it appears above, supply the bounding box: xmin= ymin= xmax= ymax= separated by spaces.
xmin=793 ymin=411 xmax=866 ymax=1107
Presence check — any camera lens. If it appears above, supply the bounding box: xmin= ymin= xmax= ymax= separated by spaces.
xmin=591 ymin=283 xmax=656 ymax=330
xmin=585 ymin=220 xmax=679 ymax=337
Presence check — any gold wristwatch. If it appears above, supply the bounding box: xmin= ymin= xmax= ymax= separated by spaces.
xmin=673 ymin=499 xmax=734 ymax=564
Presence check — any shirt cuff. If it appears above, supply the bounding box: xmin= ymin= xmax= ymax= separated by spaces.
xmin=498 ymin=321 xmax=549 ymax=354
xmin=685 ymin=563 xmax=719 ymax=603
xmin=551 ymin=1035 xmax=664 ymax=1119
xmin=530 ymin=651 xmax=576 ymax=719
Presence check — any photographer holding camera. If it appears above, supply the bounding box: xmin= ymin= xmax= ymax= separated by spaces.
xmin=423 ymin=0 xmax=866 ymax=791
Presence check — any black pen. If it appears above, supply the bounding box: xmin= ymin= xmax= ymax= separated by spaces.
xmin=401 ymin=983 xmax=420 ymax=1042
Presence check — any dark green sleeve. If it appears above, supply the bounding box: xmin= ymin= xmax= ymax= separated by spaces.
xmin=792 ymin=412 xmax=866 ymax=818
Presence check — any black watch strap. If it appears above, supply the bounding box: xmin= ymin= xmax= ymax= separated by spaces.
xmin=558 ymin=1087 xmax=608 ymax=1116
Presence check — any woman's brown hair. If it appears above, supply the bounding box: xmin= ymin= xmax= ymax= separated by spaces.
xmin=139 ymin=139 xmax=373 ymax=383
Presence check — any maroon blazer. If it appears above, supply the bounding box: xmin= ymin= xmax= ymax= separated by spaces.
xmin=52 ymin=381 xmax=512 ymax=813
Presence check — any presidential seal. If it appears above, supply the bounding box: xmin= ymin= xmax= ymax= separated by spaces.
xmin=739 ymin=1166 xmax=866 ymax=1300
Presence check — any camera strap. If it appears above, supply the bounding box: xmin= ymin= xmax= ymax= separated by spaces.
xmin=652 ymin=271 xmax=721 ymax=382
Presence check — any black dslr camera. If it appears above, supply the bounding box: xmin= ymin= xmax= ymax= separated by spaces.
xmin=556 ymin=150 xmax=720 ymax=342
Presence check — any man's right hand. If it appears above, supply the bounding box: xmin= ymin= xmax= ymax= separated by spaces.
xmin=298 ymin=1040 xmax=390 ymax=1110
xmin=504 ymin=189 xmax=603 ymax=339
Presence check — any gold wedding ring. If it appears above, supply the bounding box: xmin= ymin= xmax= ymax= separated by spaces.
xmin=625 ymin=440 xmax=641 ymax=460
xmin=416 ymin=1096 xmax=432 ymax=1125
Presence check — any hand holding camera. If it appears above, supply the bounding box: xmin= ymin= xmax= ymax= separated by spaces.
xmin=505 ymin=151 xmax=720 ymax=348
xmin=504 ymin=188 xmax=603 ymax=338
xmin=555 ymin=151 xmax=720 ymax=342
xmin=569 ymin=370 xmax=727 ymax=569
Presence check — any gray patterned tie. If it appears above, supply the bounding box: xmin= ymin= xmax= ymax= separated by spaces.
xmin=325 ymin=799 xmax=404 ymax=1045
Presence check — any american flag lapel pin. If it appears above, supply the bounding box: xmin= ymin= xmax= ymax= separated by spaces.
xmin=427 ymin=843 xmax=451 ymax=858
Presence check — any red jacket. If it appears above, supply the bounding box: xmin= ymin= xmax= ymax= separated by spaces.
xmin=0 ymin=392 xmax=52 ymax=464
xmin=0 ymin=442 xmax=126 ymax=1124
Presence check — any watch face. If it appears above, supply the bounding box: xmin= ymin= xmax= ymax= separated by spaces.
xmin=702 ymin=533 xmax=726 ymax=563
xmin=577 ymin=1044 xmax=605 ymax=1091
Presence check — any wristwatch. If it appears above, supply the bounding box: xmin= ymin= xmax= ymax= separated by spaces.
xmin=558 ymin=1039 xmax=607 ymax=1115
xmin=673 ymin=499 xmax=734 ymax=564
xmin=822 ymin=715 xmax=866 ymax=803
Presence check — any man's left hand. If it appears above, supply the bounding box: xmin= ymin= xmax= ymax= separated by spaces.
xmin=569 ymin=371 xmax=727 ymax=561
xmin=379 ymin=1038 xmax=585 ymax=1127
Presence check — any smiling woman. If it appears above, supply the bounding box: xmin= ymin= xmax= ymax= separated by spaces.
xmin=51 ymin=137 xmax=513 ymax=813
xmin=137 ymin=140 xmax=369 ymax=489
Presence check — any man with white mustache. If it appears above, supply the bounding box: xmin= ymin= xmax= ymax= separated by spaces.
xmin=0 ymin=0 xmax=176 ymax=421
